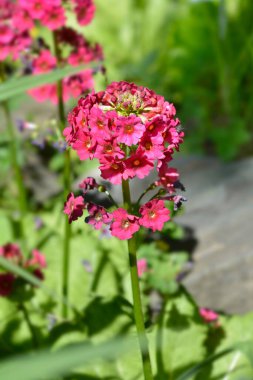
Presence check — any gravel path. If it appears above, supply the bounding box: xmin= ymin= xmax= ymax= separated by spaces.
xmin=175 ymin=156 xmax=253 ymax=314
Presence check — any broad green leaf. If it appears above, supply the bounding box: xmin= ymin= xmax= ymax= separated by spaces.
xmin=176 ymin=348 xmax=234 ymax=380
xmin=149 ymin=287 xmax=208 ymax=379
xmin=0 ymin=62 xmax=100 ymax=102
xmin=195 ymin=313 xmax=253 ymax=379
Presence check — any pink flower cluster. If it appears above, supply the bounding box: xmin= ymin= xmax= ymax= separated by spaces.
xmin=29 ymin=33 xmax=102 ymax=104
xmin=65 ymin=81 xmax=183 ymax=187
xmin=0 ymin=0 xmax=102 ymax=104
xmin=64 ymin=184 xmax=171 ymax=240
xmin=8 ymin=0 xmax=95 ymax=33
xmin=0 ymin=1 xmax=31 ymax=61
xmin=64 ymin=82 xmax=184 ymax=240
xmin=0 ymin=243 xmax=46 ymax=297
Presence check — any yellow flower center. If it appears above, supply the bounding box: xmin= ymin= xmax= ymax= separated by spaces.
xmin=125 ymin=125 xmax=134 ymax=134
xmin=145 ymin=142 xmax=152 ymax=150
xmin=122 ymin=220 xmax=130 ymax=229
xmin=95 ymin=212 xmax=102 ymax=221
xmin=148 ymin=211 xmax=156 ymax=219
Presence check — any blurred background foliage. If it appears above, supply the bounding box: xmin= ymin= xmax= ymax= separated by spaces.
xmin=83 ymin=0 xmax=253 ymax=160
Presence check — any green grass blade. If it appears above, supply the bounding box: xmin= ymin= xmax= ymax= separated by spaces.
xmin=0 ymin=256 xmax=73 ymax=310
xmin=0 ymin=336 xmax=134 ymax=380
xmin=0 ymin=62 xmax=100 ymax=102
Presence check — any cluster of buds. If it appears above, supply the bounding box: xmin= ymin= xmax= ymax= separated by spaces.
xmin=0 ymin=0 xmax=103 ymax=103
xmin=63 ymin=81 xmax=186 ymax=240
xmin=0 ymin=243 xmax=46 ymax=298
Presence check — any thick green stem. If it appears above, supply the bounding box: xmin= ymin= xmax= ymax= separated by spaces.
xmin=0 ymin=63 xmax=27 ymax=240
xmin=121 ymin=179 xmax=153 ymax=380
xmin=19 ymin=303 xmax=39 ymax=349
xmin=53 ymin=31 xmax=72 ymax=318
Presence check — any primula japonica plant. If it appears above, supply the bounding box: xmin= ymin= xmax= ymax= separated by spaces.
xmin=64 ymin=81 xmax=184 ymax=380
xmin=0 ymin=0 xmax=103 ymax=318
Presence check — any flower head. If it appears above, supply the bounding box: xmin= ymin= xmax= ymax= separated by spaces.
xmin=0 ymin=243 xmax=22 ymax=264
xmin=110 ymin=208 xmax=140 ymax=240
xmin=200 ymin=308 xmax=219 ymax=324
xmin=139 ymin=199 xmax=170 ymax=232
xmin=116 ymin=115 xmax=145 ymax=146
xmin=85 ymin=203 xmax=112 ymax=230
xmin=79 ymin=177 xmax=98 ymax=192
xmin=124 ymin=150 xmax=153 ymax=180
xmin=73 ymin=0 xmax=96 ymax=26
xmin=100 ymin=158 xmax=126 ymax=184
xmin=157 ymin=167 xmax=180 ymax=193
xmin=26 ymin=249 xmax=47 ymax=269
xmin=64 ymin=192 xmax=86 ymax=223
xmin=64 ymin=81 xmax=184 ymax=240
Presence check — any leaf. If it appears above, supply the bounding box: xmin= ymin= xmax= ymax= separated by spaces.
xmin=149 ymin=287 xmax=208 ymax=379
xmin=0 ymin=62 xmax=100 ymax=102
xmin=0 ymin=336 xmax=135 ymax=380
xmin=176 ymin=348 xmax=234 ymax=380
xmin=195 ymin=313 xmax=253 ymax=379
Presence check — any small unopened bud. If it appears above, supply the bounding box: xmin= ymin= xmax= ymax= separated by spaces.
xmin=98 ymin=185 xmax=106 ymax=192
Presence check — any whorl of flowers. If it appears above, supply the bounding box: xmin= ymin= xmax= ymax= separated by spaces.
xmin=64 ymin=81 xmax=185 ymax=240
xmin=0 ymin=0 xmax=102 ymax=104
xmin=0 ymin=0 xmax=31 ymax=61
xmin=0 ymin=243 xmax=46 ymax=298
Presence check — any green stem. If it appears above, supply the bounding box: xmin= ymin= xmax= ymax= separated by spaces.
xmin=105 ymin=190 xmax=119 ymax=208
xmin=155 ymin=296 xmax=168 ymax=380
xmin=121 ymin=179 xmax=153 ymax=380
xmin=53 ymin=31 xmax=72 ymax=318
xmin=136 ymin=182 xmax=156 ymax=206
xmin=19 ymin=303 xmax=39 ymax=349
xmin=0 ymin=63 xmax=27 ymax=240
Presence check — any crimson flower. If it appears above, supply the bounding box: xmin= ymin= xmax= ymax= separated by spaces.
xmin=64 ymin=192 xmax=86 ymax=223
xmin=110 ymin=209 xmax=140 ymax=240
xmin=85 ymin=203 xmax=112 ymax=230
xmin=139 ymin=199 xmax=170 ymax=231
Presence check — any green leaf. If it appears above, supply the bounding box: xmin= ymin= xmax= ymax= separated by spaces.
xmin=193 ymin=312 xmax=253 ymax=379
xmin=149 ymin=287 xmax=208 ymax=379
xmin=0 ymin=336 xmax=135 ymax=380
xmin=0 ymin=62 xmax=99 ymax=102
xmin=176 ymin=348 xmax=234 ymax=380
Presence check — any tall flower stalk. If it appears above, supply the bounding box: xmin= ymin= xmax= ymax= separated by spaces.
xmin=52 ymin=32 xmax=72 ymax=319
xmin=0 ymin=62 xmax=27 ymax=240
xmin=63 ymin=81 xmax=185 ymax=378
xmin=122 ymin=179 xmax=153 ymax=380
